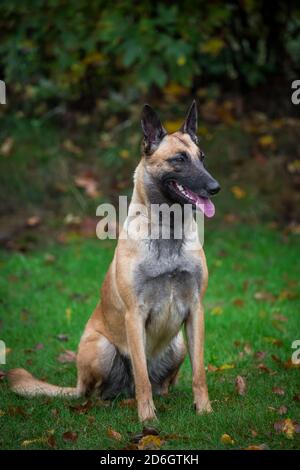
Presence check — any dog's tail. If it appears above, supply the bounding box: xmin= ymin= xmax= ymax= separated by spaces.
xmin=8 ymin=368 xmax=80 ymax=398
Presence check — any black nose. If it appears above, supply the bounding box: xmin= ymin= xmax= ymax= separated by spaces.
xmin=207 ymin=180 xmax=221 ymax=195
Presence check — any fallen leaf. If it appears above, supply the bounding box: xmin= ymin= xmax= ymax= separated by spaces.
xmin=65 ymin=307 xmax=72 ymax=323
xmin=47 ymin=435 xmax=57 ymax=449
xmin=138 ymin=435 xmax=163 ymax=450
xmin=211 ymin=306 xmax=223 ymax=316
xmin=207 ymin=364 xmax=218 ymax=372
xmin=0 ymin=137 xmax=14 ymax=156
xmin=244 ymin=444 xmax=269 ymax=450
xmin=284 ymin=359 xmax=300 ymax=369
xmin=251 ymin=430 xmax=258 ymax=437
xmin=107 ymin=427 xmax=122 ymax=441
xmin=254 ymin=351 xmax=267 ymax=361
xmin=235 ymin=375 xmax=247 ymax=396
xmin=0 ymin=370 xmax=5 ymax=380
xmin=258 ymin=134 xmax=275 ymax=149
xmin=263 ymin=337 xmax=283 ymax=347
xmin=21 ymin=437 xmax=46 ymax=447
xmin=272 ymin=387 xmax=285 ymax=396
xmin=254 ymin=291 xmax=276 ymax=302
xmin=221 ymin=433 xmax=235 ymax=445
xmin=274 ymin=418 xmax=300 ymax=439
xmin=26 ymin=215 xmax=41 ymax=227
xmin=233 ymin=298 xmax=244 ymax=307
xmin=278 ymin=405 xmax=288 ymax=415
xmin=57 ymin=350 xmax=76 ymax=363
xmin=74 ymin=172 xmax=99 ymax=199
xmin=257 ymin=363 xmax=273 ymax=374
xmin=62 ymin=431 xmax=78 ymax=443
xmin=231 ymin=186 xmax=246 ymax=199
xmin=218 ymin=363 xmax=235 ymax=371
xmin=69 ymin=400 xmax=92 ymax=415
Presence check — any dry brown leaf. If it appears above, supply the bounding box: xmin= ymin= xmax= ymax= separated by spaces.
xmin=69 ymin=400 xmax=92 ymax=415
xmin=62 ymin=431 xmax=78 ymax=443
xmin=57 ymin=350 xmax=76 ymax=363
xmin=274 ymin=419 xmax=300 ymax=439
xmin=74 ymin=172 xmax=99 ymax=199
xmin=244 ymin=444 xmax=269 ymax=450
xmin=278 ymin=405 xmax=288 ymax=415
xmin=254 ymin=291 xmax=276 ymax=302
xmin=26 ymin=215 xmax=41 ymax=227
xmin=254 ymin=351 xmax=267 ymax=360
xmin=235 ymin=375 xmax=247 ymax=396
xmin=272 ymin=387 xmax=285 ymax=396
xmin=107 ymin=427 xmax=122 ymax=441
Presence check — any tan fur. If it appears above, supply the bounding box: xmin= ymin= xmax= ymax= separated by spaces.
xmin=8 ymin=130 xmax=211 ymax=422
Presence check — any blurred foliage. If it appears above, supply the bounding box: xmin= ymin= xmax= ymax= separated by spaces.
xmin=1 ymin=0 xmax=300 ymax=111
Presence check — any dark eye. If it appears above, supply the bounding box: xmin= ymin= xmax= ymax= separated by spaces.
xmin=199 ymin=150 xmax=205 ymax=162
xmin=170 ymin=152 xmax=188 ymax=164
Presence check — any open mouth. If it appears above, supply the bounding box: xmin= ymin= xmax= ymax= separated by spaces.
xmin=167 ymin=181 xmax=215 ymax=218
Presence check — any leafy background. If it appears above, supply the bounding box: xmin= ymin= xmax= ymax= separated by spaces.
xmin=0 ymin=0 xmax=300 ymax=451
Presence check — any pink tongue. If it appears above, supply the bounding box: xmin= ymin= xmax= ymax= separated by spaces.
xmin=196 ymin=196 xmax=215 ymax=218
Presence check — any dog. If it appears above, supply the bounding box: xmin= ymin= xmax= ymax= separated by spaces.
xmin=9 ymin=101 xmax=220 ymax=422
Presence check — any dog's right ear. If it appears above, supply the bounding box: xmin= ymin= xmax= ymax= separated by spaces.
xmin=141 ymin=104 xmax=167 ymax=155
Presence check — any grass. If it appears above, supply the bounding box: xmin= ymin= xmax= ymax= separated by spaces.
xmin=0 ymin=225 xmax=300 ymax=450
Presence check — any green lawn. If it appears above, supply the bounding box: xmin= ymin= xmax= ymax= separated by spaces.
xmin=0 ymin=225 xmax=299 ymax=450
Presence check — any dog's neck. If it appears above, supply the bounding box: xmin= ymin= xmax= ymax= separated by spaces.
xmin=127 ymin=160 xmax=195 ymax=243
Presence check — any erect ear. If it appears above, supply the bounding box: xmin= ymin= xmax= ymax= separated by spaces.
xmin=180 ymin=100 xmax=198 ymax=144
xmin=141 ymin=104 xmax=167 ymax=155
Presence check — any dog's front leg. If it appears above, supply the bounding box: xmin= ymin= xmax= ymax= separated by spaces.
xmin=125 ymin=310 xmax=156 ymax=422
xmin=185 ymin=301 xmax=212 ymax=414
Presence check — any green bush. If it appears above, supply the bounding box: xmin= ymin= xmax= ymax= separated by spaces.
xmin=0 ymin=0 xmax=300 ymax=109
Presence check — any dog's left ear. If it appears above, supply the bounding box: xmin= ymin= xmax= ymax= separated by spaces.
xmin=141 ymin=104 xmax=167 ymax=155
xmin=180 ymin=100 xmax=198 ymax=144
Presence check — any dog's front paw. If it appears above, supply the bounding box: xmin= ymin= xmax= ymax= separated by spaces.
xmin=138 ymin=398 xmax=157 ymax=422
xmin=195 ymin=400 xmax=213 ymax=415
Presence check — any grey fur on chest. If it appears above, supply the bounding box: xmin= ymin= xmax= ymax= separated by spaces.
xmin=133 ymin=238 xmax=202 ymax=318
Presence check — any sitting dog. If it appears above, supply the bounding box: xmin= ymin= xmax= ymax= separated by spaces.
xmin=9 ymin=101 xmax=220 ymax=422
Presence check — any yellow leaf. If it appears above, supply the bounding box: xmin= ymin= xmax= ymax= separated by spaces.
xmin=258 ymin=135 xmax=275 ymax=149
xmin=83 ymin=52 xmax=105 ymax=66
xmin=138 ymin=435 xmax=163 ymax=450
xmin=219 ymin=363 xmax=235 ymax=371
xmin=221 ymin=433 xmax=235 ymax=445
xmin=177 ymin=55 xmax=186 ymax=66
xmin=211 ymin=306 xmax=223 ymax=316
xmin=22 ymin=437 xmax=47 ymax=447
xmin=0 ymin=410 xmax=5 ymax=417
xmin=231 ymin=186 xmax=246 ymax=199
xmin=164 ymin=120 xmax=182 ymax=133
xmin=119 ymin=149 xmax=129 ymax=159
xmin=201 ymin=38 xmax=225 ymax=56
xmin=164 ymin=82 xmax=187 ymax=97
xmin=282 ymin=418 xmax=295 ymax=439
xmin=65 ymin=307 xmax=72 ymax=323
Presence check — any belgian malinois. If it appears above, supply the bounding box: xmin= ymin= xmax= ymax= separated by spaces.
xmin=9 ymin=101 xmax=220 ymax=422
